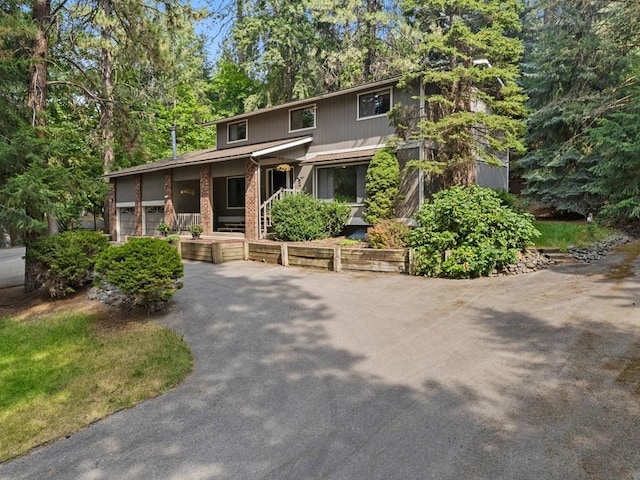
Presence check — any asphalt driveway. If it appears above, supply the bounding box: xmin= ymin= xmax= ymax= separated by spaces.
xmin=0 ymin=247 xmax=25 ymax=289
xmin=1 ymin=249 xmax=639 ymax=479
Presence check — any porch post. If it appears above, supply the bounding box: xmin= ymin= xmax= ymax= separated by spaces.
xmin=199 ymin=164 xmax=212 ymax=235
xmin=107 ymin=180 xmax=117 ymax=241
xmin=134 ymin=174 xmax=142 ymax=236
xmin=164 ymin=170 xmax=175 ymax=227
xmin=245 ymin=158 xmax=259 ymax=240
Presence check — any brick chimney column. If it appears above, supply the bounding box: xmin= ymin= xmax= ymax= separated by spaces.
xmin=245 ymin=158 xmax=259 ymax=240
xmin=200 ymin=164 xmax=212 ymax=235
xmin=164 ymin=171 xmax=174 ymax=227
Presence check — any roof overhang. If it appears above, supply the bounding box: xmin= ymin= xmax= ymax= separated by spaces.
xmin=251 ymin=136 xmax=313 ymax=158
xmin=301 ymin=146 xmax=385 ymax=166
xmin=104 ymin=136 xmax=313 ymax=179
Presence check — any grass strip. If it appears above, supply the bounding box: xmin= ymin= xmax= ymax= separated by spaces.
xmin=0 ymin=312 xmax=192 ymax=462
xmin=533 ymin=221 xmax=615 ymax=251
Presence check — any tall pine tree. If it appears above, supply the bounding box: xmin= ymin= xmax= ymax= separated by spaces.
xmin=397 ymin=0 xmax=527 ymax=187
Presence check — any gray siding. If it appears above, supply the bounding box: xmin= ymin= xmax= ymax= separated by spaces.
xmin=476 ymin=162 xmax=509 ymax=191
xmin=216 ymin=83 xmax=419 ymax=152
xmin=173 ymin=166 xmax=200 ymax=181
xmin=396 ymin=147 xmax=421 ymax=219
xmin=211 ymin=159 xmax=245 ymax=178
xmin=142 ymin=172 xmax=164 ymax=202
xmin=116 ymin=177 xmax=136 ymax=203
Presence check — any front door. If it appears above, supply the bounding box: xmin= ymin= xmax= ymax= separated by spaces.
xmin=266 ymin=167 xmax=292 ymax=198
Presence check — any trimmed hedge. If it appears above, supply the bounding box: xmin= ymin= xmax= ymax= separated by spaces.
xmin=28 ymin=230 xmax=110 ymax=297
xmin=95 ymin=237 xmax=183 ymax=310
xmin=270 ymin=193 xmax=350 ymax=241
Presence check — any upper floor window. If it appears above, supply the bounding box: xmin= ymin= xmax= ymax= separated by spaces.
xmin=289 ymin=105 xmax=316 ymax=132
xmin=228 ymin=120 xmax=247 ymax=143
xmin=357 ymin=88 xmax=391 ymax=120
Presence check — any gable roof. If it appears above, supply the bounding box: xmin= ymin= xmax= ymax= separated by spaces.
xmin=208 ymin=76 xmax=402 ymax=126
xmin=104 ymin=136 xmax=313 ymax=178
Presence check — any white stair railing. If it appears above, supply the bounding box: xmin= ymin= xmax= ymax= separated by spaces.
xmin=260 ymin=188 xmax=297 ymax=238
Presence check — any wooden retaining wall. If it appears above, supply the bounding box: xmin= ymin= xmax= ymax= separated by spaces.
xmin=180 ymin=239 xmax=411 ymax=274
xmin=181 ymin=240 xmax=213 ymax=263
xmin=341 ymin=248 xmax=408 ymax=273
xmin=288 ymin=245 xmax=335 ymax=270
xmin=247 ymin=242 xmax=281 ymax=264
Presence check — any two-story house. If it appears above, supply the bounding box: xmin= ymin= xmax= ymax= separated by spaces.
xmin=104 ymin=77 xmax=508 ymax=242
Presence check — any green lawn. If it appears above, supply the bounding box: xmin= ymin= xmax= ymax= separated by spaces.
xmin=0 ymin=311 xmax=192 ymax=462
xmin=533 ymin=220 xmax=615 ymax=251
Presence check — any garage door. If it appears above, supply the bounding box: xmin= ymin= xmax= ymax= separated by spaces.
xmin=145 ymin=206 xmax=165 ymax=235
xmin=119 ymin=207 xmax=136 ymax=241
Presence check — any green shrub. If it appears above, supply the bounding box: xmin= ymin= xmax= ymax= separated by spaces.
xmin=363 ymin=149 xmax=400 ymax=224
xmin=367 ymin=219 xmax=410 ymax=249
xmin=28 ymin=230 xmax=110 ymax=297
xmin=408 ymin=185 xmax=539 ymax=278
xmin=95 ymin=237 xmax=183 ymax=310
xmin=493 ymin=189 xmax=527 ymax=213
xmin=322 ymin=202 xmax=351 ymax=237
xmin=270 ymin=193 xmax=350 ymax=241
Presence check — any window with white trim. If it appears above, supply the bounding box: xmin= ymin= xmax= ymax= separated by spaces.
xmin=357 ymin=88 xmax=391 ymax=119
xmin=316 ymin=163 xmax=368 ymax=204
xmin=227 ymin=176 xmax=245 ymax=208
xmin=289 ymin=105 xmax=316 ymax=132
xmin=228 ymin=120 xmax=247 ymax=143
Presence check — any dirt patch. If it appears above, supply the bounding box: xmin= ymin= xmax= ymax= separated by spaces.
xmin=0 ymin=286 xmax=149 ymax=326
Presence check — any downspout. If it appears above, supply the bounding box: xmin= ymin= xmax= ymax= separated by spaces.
xmin=250 ymin=155 xmax=261 ymax=239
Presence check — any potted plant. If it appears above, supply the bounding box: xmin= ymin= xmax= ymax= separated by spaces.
xmin=189 ymin=224 xmax=203 ymax=239
xmin=158 ymin=222 xmax=170 ymax=237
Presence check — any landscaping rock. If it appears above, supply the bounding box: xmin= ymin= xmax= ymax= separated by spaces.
xmin=493 ymin=249 xmax=555 ymax=276
xmin=88 ymin=282 xmax=171 ymax=313
xmin=568 ymin=234 xmax=631 ymax=263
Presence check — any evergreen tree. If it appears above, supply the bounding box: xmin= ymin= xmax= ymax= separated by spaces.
xmin=518 ymin=0 xmax=633 ymax=215
xmin=587 ymin=83 xmax=640 ymax=222
xmin=396 ymin=0 xmax=527 ymax=187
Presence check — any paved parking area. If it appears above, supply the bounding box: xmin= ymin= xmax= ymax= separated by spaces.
xmin=1 ymin=248 xmax=639 ymax=479
xmin=0 ymin=247 xmax=24 ymax=289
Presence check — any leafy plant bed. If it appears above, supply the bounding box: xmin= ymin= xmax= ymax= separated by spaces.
xmin=0 ymin=289 xmax=192 ymax=462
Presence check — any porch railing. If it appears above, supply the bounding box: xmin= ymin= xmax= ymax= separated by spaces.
xmin=260 ymin=188 xmax=297 ymax=238
xmin=173 ymin=213 xmax=201 ymax=233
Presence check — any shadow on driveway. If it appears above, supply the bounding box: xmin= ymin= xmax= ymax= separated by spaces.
xmin=1 ymin=254 xmax=639 ymax=479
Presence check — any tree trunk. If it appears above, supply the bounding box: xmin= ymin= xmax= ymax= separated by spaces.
xmin=28 ymin=0 xmax=49 ymax=128
xmin=100 ymin=0 xmax=115 ymax=175
xmin=363 ymin=0 xmax=379 ymax=80
xmin=25 ymin=0 xmax=50 ymax=292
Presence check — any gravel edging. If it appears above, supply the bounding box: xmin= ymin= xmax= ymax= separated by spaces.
xmin=569 ymin=234 xmax=632 ymax=263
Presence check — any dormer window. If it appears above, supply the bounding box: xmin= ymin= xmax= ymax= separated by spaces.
xmin=357 ymin=88 xmax=391 ymax=120
xmin=289 ymin=105 xmax=316 ymax=132
xmin=228 ymin=120 xmax=247 ymax=143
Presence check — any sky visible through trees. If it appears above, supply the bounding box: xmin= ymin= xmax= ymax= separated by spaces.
xmin=1 ymin=0 xmax=639 ymax=259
